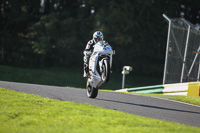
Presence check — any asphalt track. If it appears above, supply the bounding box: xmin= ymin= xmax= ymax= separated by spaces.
xmin=0 ymin=81 xmax=200 ymax=128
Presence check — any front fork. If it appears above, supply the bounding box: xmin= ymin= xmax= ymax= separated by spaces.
xmin=99 ymin=59 xmax=104 ymax=73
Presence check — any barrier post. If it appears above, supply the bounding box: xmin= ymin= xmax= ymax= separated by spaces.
xmin=162 ymin=14 xmax=172 ymax=84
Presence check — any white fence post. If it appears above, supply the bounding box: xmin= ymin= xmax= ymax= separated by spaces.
xmin=180 ymin=18 xmax=191 ymax=83
xmin=122 ymin=73 xmax=125 ymax=89
xmin=162 ymin=14 xmax=171 ymax=84
xmin=121 ymin=66 xmax=132 ymax=89
xmin=187 ymin=46 xmax=200 ymax=79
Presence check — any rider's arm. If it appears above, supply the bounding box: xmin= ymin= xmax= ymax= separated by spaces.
xmin=104 ymin=41 xmax=110 ymax=46
xmin=104 ymin=41 xmax=114 ymax=49
xmin=104 ymin=41 xmax=115 ymax=54
xmin=85 ymin=40 xmax=94 ymax=51
xmin=84 ymin=40 xmax=94 ymax=56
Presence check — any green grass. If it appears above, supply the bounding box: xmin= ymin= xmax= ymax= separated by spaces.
xmin=0 ymin=65 xmax=162 ymax=90
xmin=1 ymin=88 xmax=200 ymax=133
xmin=171 ymin=95 xmax=200 ymax=106
xmin=130 ymin=93 xmax=200 ymax=106
xmin=0 ymin=65 xmax=86 ymax=88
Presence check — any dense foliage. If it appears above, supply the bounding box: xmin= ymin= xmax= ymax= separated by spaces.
xmin=0 ymin=0 xmax=199 ymax=76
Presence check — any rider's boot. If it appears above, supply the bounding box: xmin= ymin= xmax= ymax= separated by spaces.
xmin=83 ymin=70 xmax=88 ymax=78
xmin=83 ymin=63 xmax=89 ymax=78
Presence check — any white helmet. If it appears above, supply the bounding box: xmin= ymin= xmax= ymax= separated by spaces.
xmin=93 ymin=31 xmax=103 ymax=43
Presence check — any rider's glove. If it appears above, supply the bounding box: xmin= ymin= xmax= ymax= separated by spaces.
xmin=83 ymin=50 xmax=92 ymax=56
xmin=113 ymin=50 xmax=115 ymax=55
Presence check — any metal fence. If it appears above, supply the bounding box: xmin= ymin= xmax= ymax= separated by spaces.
xmin=163 ymin=14 xmax=200 ymax=84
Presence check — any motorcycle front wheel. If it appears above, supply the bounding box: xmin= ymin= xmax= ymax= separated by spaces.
xmin=102 ymin=59 xmax=110 ymax=83
xmin=86 ymin=81 xmax=98 ymax=98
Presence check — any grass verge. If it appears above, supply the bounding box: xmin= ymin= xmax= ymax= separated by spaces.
xmin=130 ymin=93 xmax=200 ymax=106
xmin=0 ymin=65 xmax=86 ymax=89
xmin=0 ymin=87 xmax=200 ymax=133
xmin=0 ymin=65 xmax=162 ymax=90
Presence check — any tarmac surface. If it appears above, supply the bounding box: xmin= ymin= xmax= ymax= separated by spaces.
xmin=0 ymin=81 xmax=200 ymax=127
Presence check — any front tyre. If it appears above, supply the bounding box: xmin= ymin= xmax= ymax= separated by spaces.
xmin=102 ymin=59 xmax=110 ymax=83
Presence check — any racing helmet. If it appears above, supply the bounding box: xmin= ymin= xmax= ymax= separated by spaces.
xmin=93 ymin=31 xmax=103 ymax=43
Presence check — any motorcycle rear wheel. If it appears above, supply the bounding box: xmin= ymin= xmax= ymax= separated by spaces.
xmin=86 ymin=81 xmax=98 ymax=98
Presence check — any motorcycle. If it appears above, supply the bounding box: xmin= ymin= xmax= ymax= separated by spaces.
xmin=86 ymin=41 xmax=114 ymax=98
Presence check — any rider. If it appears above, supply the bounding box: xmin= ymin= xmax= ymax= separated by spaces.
xmin=83 ymin=31 xmax=111 ymax=78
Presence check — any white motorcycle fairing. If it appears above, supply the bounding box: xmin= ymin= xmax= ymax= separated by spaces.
xmin=88 ymin=41 xmax=114 ymax=88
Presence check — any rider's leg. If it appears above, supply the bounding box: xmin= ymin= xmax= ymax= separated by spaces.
xmin=83 ymin=55 xmax=89 ymax=77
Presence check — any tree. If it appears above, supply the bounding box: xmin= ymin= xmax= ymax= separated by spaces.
xmin=0 ymin=0 xmax=199 ymax=76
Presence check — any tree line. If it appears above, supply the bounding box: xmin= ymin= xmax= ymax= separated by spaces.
xmin=0 ymin=0 xmax=200 ymax=76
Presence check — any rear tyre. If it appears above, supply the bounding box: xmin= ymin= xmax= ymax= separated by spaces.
xmin=86 ymin=80 xmax=98 ymax=98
